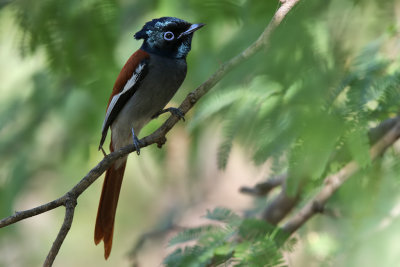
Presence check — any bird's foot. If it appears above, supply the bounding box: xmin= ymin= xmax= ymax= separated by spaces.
xmin=152 ymin=107 xmax=185 ymax=121
xmin=131 ymin=128 xmax=141 ymax=155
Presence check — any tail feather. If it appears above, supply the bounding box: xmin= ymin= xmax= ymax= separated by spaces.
xmin=94 ymin=150 xmax=127 ymax=259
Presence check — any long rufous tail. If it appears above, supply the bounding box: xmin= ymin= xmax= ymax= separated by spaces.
xmin=94 ymin=145 xmax=127 ymax=259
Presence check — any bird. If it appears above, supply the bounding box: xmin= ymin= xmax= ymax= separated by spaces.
xmin=94 ymin=17 xmax=204 ymax=259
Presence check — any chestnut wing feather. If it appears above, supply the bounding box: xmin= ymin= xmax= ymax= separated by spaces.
xmin=99 ymin=50 xmax=150 ymax=149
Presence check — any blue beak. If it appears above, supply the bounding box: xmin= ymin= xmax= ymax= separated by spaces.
xmin=178 ymin=23 xmax=205 ymax=39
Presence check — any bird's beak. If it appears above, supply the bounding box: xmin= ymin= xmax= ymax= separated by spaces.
xmin=178 ymin=23 xmax=205 ymax=39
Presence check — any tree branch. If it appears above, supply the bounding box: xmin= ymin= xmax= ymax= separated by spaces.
xmin=282 ymin=116 xmax=400 ymax=234
xmin=262 ymin=181 xmax=300 ymax=224
xmin=0 ymin=1 xmax=301 ymax=265
xmin=44 ymin=194 xmax=77 ymax=267
xmin=255 ymin=115 xmax=400 ymax=225
xmin=0 ymin=196 xmax=66 ymax=227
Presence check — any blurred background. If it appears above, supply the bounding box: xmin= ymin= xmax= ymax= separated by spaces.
xmin=1 ymin=0 xmax=400 ymax=266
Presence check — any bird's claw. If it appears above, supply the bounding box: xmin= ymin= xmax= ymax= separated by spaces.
xmin=168 ymin=107 xmax=185 ymax=121
xmin=152 ymin=107 xmax=185 ymax=121
xmin=131 ymin=128 xmax=141 ymax=155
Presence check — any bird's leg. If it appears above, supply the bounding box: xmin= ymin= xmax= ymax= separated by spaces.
xmin=131 ymin=128 xmax=141 ymax=155
xmin=152 ymin=107 xmax=185 ymax=121
xmin=99 ymin=146 xmax=107 ymax=157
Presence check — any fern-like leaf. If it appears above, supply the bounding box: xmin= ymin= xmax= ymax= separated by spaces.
xmin=168 ymin=225 xmax=219 ymax=246
xmin=205 ymin=207 xmax=242 ymax=226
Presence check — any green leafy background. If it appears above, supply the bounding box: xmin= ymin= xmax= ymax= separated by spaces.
xmin=1 ymin=0 xmax=400 ymax=266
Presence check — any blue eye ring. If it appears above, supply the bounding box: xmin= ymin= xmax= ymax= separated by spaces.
xmin=163 ymin=31 xmax=175 ymax=41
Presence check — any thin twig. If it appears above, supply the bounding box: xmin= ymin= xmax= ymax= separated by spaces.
xmin=282 ymin=117 xmax=400 ymax=234
xmin=0 ymin=1 xmax=301 ymax=265
xmin=240 ymin=174 xmax=286 ymax=196
xmin=0 ymin=196 xmax=66 ymax=227
xmin=44 ymin=194 xmax=77 ymax=267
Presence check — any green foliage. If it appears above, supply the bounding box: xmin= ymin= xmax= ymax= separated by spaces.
xmin=179 ymin=1 xmax=400 ymax=265
xmin=169 ymin=225 xmax=221 ymax=246
xmin=0 ymin=0 xmax=121 ymax=219
xmin=205 ymin=206 xmax=242 ymax=225
xmin=192 ymin=0 xmax=400 ymax=196
xmin=2 ymin=0 xmax=400 ymax=266
xmin=164 ymin=208 xmax=287 ymax=267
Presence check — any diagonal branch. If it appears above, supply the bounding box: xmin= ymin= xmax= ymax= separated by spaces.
xmin=282 ymin=116 xmax=400 ymax=234
xmin=248 ymin=115 xmax=400 ymax=226
xmin=0 ymin=1 xmax=301 ymax=266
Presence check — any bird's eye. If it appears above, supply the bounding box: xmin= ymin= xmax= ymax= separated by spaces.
xmin=163 ymin=31 xmax=175 ymax=41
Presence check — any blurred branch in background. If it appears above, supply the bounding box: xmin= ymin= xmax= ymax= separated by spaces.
xmin=2 ymin=0 xmax=400 ymax=266
xmin=173 ymin=114 xmax=400 ymax=266
xmin=240 ymin=173 xmax=286 ymax=196
xmin=0 ymin=0 xmax=301 ymax=266
xmin=241 ymin=115 xmax=400 ymax=226
xmin=283 ymin=116 xmax=400 ymax=233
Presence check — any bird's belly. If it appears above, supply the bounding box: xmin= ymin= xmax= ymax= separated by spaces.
xmin=111 ymin=56 xmax=187 ymax=150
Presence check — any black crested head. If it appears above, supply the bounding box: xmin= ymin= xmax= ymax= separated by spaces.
xmin=134 ymin=17 xmax=204 ymax=59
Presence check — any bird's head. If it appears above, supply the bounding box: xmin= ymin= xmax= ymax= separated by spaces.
xmin=134 ymin=17 xmax=204 ymax=59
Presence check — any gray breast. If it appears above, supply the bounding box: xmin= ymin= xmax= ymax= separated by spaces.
xmin=110 ymin=53 xmax=187 ymax=150
xmin=140 ymin=54 xmax=187 ymax=116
